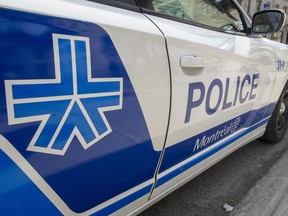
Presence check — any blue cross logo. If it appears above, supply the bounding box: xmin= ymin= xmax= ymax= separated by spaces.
xmin=5 ymin=34 xmax=123 ymax=155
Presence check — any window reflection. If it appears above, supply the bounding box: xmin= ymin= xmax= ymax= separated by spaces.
xmin=152 ymin=0 xmax=244 ymax=32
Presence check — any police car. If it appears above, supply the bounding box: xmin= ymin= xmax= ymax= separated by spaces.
xmin=0 ymin=0 xmax=287 ymax=215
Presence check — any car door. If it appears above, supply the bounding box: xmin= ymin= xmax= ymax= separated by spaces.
xmin=139 ymin=0 xmax=278 ymax=197
xmin=0 ymin=0 xmax=170 ymax=215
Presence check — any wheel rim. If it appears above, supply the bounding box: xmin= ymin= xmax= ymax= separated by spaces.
xmin=277 ymin=89 xmax=288 ymax=132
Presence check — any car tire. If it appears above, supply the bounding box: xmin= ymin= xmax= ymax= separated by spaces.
xmin=262 ymin=81 xmax=288 ymax=143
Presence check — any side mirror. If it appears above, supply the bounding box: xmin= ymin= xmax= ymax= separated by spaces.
xmin=252 ymin=10 xmax=286 ymax=34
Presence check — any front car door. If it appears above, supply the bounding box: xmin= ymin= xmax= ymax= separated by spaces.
xmin=139 ymin=0 xmax=280 ymax=197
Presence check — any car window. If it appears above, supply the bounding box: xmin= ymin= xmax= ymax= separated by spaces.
xmin=149 ymin=0 xmax=244 ymax=32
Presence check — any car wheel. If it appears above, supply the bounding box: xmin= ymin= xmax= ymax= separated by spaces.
xmin=262 ymin=82 xmax=288 ymax=143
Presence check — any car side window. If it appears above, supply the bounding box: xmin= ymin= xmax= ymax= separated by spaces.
xmin=149 ymin=0 xmax=244 ymax=32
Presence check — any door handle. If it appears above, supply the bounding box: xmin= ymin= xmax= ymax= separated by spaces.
xmin=180 ymin=56 xmax=205 ymax=68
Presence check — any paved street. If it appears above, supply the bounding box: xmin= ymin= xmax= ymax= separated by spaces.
xmin=140 ymin=133 xmax=288 ymax=216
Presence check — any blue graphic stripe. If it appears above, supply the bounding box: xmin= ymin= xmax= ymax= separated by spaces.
xmin=75 ymin=40 xmax=121 ymax=94
xmin=0 ymin=150 xmax=61 ymax=216
xmin=52 ymin=102 xmax=97 ymax=150
xmin=12 ymin=39 xmax=74 ymax=99
xmin=0 ymin=116 xmax=269 ymax=216
xmin=159 ymin=103 xmax=276 ymax=173
xmin=58 ymin=39 xmax=75 ymax=87
xmin=91 ymin=184 xmax=152 ymax=216
xmin=155 ymin=117 xmax=270 ymax=188
xmin=81 ymin=96 xmax=120 ymax=135
xmin=0 ymin=8 xmax=155 ymax=213
xmin=94 ymin=114 xmax=270 ymax=214
xmin=14 ymin=100 xmax=71 ymax=148
xmin=9 ymin=36 xmax=123 ymax=153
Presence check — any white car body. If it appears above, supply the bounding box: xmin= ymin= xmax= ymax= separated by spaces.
xmin=0 ymin=0 xmax=287 ymax=215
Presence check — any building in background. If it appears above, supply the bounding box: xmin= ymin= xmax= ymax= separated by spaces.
xmin=238 ymin=0 xmax=288 ymax=44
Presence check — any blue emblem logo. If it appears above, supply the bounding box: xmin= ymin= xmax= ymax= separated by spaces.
xmin=5 ymin=34 xmax=123 ymax=155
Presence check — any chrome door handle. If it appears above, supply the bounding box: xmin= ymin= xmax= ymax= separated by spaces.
xmin=180 ymin=56 xmax=205 ymax=68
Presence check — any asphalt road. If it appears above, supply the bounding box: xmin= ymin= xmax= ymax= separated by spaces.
xmin=139 ymin=133 xmax=288 ymax=216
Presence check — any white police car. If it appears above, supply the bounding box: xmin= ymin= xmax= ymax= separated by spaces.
xmin=0 ymin=0 xmax=287 ymax=215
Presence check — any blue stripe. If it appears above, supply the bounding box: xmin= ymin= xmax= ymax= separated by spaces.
xmin=0 ymin=150 xmax=61 ymax=216
xmin=91 ymin=184 xmax=152 ymax=216
xmin=155 ymin=117 xmax=270 ymax=187
xmin=159 ymin=103 xmax=276 ymax=173
xmin=0 ymin=8 xmax=159 ymax=212
xmin=91 ymin=116 xmax=270 ymax=214
xmin=0 ymin=115 xmax=270 ymax=215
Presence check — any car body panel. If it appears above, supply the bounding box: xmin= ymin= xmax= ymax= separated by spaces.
xmin=143 ymin=14 xmax=285 ymax=198
xmin=0 ymin=1 xmax=170 ymax=214
xmin=0 ymin=0 xmax=288 ymax=215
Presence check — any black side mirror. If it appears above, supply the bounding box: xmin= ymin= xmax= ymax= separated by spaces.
xmin=252 ymin=10 xmax=286 ymax=34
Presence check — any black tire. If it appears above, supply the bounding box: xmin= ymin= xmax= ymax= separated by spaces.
xmin=262 ymin=82 xmax=288 ymax=143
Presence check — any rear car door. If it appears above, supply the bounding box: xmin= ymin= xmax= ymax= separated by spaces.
xmin=0 ymin=0 xmax=170 ymax=215
xmin=139 ymin=0 xmax=279 ymax=197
